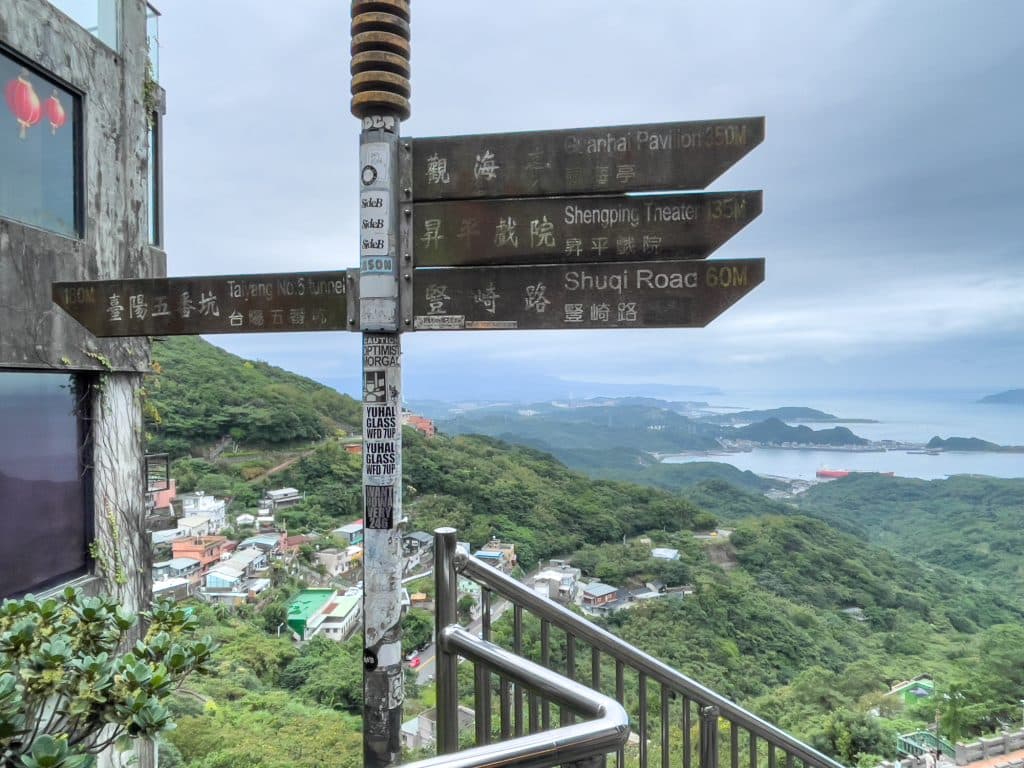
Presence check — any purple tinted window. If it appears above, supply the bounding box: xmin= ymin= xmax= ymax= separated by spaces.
xmin=0 ymin=372 xmax=90 ymax=597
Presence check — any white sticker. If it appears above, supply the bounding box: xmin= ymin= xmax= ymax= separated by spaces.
xmin=360 ymin=142 xmax=391 ymax=189
xmin=414 ymin=315 xmax=466 ymax=330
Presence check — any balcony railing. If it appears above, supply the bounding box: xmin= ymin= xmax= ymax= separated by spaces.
xmin=414 ymin=527 xmax=847 ymax=768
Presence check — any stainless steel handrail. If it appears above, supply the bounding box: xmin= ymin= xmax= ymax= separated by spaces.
xmin=406 ymin=622 xmax=629 ymax=768
xmin=453 ymin=547 xmax=845 ymax=768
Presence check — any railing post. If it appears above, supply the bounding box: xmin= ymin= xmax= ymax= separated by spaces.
xmin=701 ymin=705 xmax=720 ymax=768
xmin=435 ymin=527 xmax=460 ymax=754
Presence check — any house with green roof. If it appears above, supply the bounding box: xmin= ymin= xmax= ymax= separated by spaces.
xmin=287 ymin=588 xmax=362 ymax=642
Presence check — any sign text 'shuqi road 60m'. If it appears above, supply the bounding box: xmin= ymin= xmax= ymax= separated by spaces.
xmin=412 ymin=258 xmax=764 ymax=331
xmin=53 ymin=271 xmax=349 ymax=337
xmin=414 ymin=190 xmax=761 ymax=268
xmin=412 ymin=117 xmax=765 ymax=200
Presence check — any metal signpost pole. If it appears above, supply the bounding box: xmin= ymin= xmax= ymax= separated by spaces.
xmin=351 ymin=3 xmax=411 ymax=766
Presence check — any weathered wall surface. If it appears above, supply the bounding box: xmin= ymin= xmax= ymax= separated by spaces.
xmin=0 ymin=0 xmax=164 ymax=372
xmin=1 ymin=4 xmax=164 ymax=766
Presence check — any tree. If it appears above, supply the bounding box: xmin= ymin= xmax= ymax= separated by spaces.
xmin=0 ymin=590 xmax=213 ymax=768
xmin=402 ymin=610 xmax=433 ymax=655
xmin=457 ymin=595 xmax=476 ymax=624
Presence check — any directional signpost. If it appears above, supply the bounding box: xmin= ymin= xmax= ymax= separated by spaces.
xmin=411 ymin=117 xmax=764 ymax=199
xmin=414 ymin=190 xmax=762 ymax=267
xmin=51 ymin=8 xmax=769 ymax=765
xmin=412 ymin=258 xmax=764 ymax=331
xmin=53 ymin=271 xmax=353 ymax=336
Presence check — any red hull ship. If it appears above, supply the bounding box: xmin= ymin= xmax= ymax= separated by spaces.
xmin=816 ymin=469 xmax=895 ymax=479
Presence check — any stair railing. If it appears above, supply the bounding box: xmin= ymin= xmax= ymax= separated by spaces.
xmin=423 ymin=527 xmax=847 ymax=768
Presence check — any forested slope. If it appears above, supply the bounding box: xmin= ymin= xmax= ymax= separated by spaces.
xmin=793 ymin=474 xmax=1024 ymax=594
xmin=146 ymin=336 xmax=361 ymax=457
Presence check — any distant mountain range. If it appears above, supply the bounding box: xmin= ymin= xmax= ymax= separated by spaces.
xmin=732 ymin=418 xmax=869 ymax=446
xmin=700 ymin=406 xmax=877 ymax=425
xmin=926 ymin=436 xmax=1024 ymax=453
xmin=433 ymin=399 xmax=874 ymax=490
xmin=978 ymin=389 xmax=1024 ymax=405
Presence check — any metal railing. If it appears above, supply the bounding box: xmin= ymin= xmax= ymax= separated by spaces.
xmin=424 ymin=527 xmax=848 ymax=768
xmin=896 ymin=732 xmax=953 ymax=757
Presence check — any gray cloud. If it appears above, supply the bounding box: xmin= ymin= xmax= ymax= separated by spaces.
xmin=158 ymin=0 xmax=1024 ymax=399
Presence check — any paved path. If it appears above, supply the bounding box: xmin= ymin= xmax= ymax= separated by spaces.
xmin=959 ymin=748 xmax=1024 ymax=768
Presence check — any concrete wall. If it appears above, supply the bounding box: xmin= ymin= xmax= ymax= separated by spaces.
xmin=955 ymin=730 xmax=1024 ymax=766
xmin=1 ymin=0 xmax=163 ymax=600
xmin=1 ymin=4 xmax=168 ymax=765
xmin=0 ymin=0 xmax=164 ymax=373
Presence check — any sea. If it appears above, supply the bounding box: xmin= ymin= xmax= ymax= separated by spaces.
xmin=661 ymin=389 xmax=1024 ymax=481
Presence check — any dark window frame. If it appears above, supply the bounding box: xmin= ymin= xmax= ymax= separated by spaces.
xmin=0 ymin=42 xmax=85 ymax=239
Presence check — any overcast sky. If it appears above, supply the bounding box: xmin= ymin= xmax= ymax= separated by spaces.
xmin=158 ymin=1 xmax=1024 ymax=402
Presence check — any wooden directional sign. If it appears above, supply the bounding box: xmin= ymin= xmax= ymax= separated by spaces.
xmin=53 ymin=271 xmax=350 ymax=337
xmin=415 ymin=190 xmax=761 ymax=268
xmin=411 ymin=258 xmax=763 ymax=331
xmin=412 ymin=117 xmax=764 ymax=200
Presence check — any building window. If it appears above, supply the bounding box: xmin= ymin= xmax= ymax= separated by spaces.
xmin=48 ymin=0 xmax=120 ymax=51
xmin=0 ymin=372 xmax=93 ymax=598
xmin=0 ymin=49 xmax=81 ymax=238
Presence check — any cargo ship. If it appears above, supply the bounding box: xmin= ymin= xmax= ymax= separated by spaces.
xmin=815 ymin=469 xmax=895 ymax=479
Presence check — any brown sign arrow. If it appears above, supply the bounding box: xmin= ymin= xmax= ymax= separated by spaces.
xmin=411 ymin=258 xmax=764 ymax=331
xmin=412 ymin=117 xmax=764 ymax=201
xmin=53 ymin=271 xmax=351 ymax=337
xmin=414 ymin=190 xmax=761 ymax=268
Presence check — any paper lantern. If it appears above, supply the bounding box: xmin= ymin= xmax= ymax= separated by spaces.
xmin=45 ymin=91 xmax=66 ymax=134
xmin=4 ymin=72 xmax=41 ymax=139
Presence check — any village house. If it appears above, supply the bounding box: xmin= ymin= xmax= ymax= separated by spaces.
xmin=178 ymin=490 xmax=227 ymax=530
xmin=262 ymin=487 xmax=304 ymax=511
xmin=177 ymin=514 xmax=214 ymax=538
xmin=172 ymin=536 xmax=230 ymax=576
xmin=473 ymin=538 xmax=516 ymax=573
xmin=400 ymin=706 xmax=475 ymax=751
xmin=532 ymin=562 xmax=582 ymax=603
xmin=651 ymin=547 xmax=681 ymax=561
xmin=238 ymin=532 xmax=283 ymax=555
xmin=581 ymin=582 xmax=621 ymax=616
xmin=402 ymin=412 xmax=437 ymax=437
xmin=315 ymin=545 xmax=364 ymax=578
xmin=333 ymin=519 xmax=365 ymax=546
xmin=152 ymin=578 xmax=193 ymax=603
xmin=152 ymin=557 xmax=201 ymax=586
xmin=286 ymin=588 xmax=363 ymax=642
xmin=201 ymin=548 xmax=271 ymax=605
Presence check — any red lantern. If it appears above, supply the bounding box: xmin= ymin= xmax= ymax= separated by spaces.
xmin=45 ymin=92 xmax=66 ymax=134
xmin=5 ymin=72 xmax=41 ymax=139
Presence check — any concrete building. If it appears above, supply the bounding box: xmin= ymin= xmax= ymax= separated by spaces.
xmin=0 ymin=2 xmax=165 ymax=765
xmin=651 ymin=547 xmax=681 ymax=561
xmin=1 ymin=0 xmax=164 ymax=598
xmin=286 ymin=588 xmax=363 ymax=642
xmin=533 ymin=562 xmax=582 ymax=603
xmin=178 ymin=491 xmax=226 ymax=530
xmin=263 ymin=487 xmax=303 ymax=511
xmin=400 ymin=706 xmax=475 ymax=751
xmin=152 ymin=557 xmax=201 ymax=585
xmin=315 ymin=545 xmax=363 ymax=578
xmin=172 ymin=536 xmax=229 ymax=575
xmin=333 ymin=519 xmax=364 ymax=545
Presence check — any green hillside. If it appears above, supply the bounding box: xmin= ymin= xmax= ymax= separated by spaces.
xmin=146 ymin=336 xmax=361 ymax=457
xmin=139 ymin=340 xmax=1024 ymax=768
xmin=794 ymin=474 xmax=1024 ymax=594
